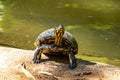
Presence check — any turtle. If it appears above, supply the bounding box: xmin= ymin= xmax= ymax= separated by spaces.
xmin=33 ymin=24 xmax=78 ymax=69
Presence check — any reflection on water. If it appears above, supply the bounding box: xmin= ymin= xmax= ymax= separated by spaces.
xmin=0 ymin=1 xmax=4 ymax=32
xmin=0 ymin=0 xmax=120 ymax=60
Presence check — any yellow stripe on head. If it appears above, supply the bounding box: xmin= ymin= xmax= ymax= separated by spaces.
xmin=54 ymin=24 xmax=65 ymax=46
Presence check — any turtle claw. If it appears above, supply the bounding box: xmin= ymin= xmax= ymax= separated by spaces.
xmin=35 ymin=60 xmax=41 ymax=63
xmin=33 ymin=58 xmax=41 ymax=64
xmin=32 ymin=58 xmax=35 ymax=61
xmin=33 ymin=59 xmax=41 ymax=64
xmin=68 ymin=63 xmax=77 ymax=69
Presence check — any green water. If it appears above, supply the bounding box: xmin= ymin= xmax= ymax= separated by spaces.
xmin=0 ymin=0 xmax=120 ymax=66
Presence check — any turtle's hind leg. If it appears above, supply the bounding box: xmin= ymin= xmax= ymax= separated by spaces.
xmin=68 ymin=51 xmax=77 ymax=69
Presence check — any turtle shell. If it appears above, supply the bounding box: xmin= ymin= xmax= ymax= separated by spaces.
xmin=35 ymin=28 xmax=78 ymax=54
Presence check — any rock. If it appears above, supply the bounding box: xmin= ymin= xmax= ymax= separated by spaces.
xmin=0 ymin=46 xmax=120 ymax=80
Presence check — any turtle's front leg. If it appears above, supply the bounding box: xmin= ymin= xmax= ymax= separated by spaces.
xmin=33 ymin=47 xmax=43 ymax=63
xmin=68 ymin=51 xmax=77 ymax=69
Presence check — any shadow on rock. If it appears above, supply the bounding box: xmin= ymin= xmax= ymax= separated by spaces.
xmin=42 ymin=53 xmax=69 ymax=64
xmin=41 ymin=53 xmax=96 ymax=66
xmin=77 ymin=59 xmax=96 ymax=65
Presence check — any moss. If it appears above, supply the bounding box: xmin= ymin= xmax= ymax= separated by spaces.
xmin=65 ymin=25 xmax=82 ymax=30
xmin=82 ymin=0 xmax=118 ymax=12
xmin=76 ymin=54 xmax=120 ymax=67
xmin=89 ymin=24 xmax=113 ymax=30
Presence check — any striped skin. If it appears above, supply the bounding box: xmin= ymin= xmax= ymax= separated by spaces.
xmin=54 ymin=29 xmax=64 ymax=46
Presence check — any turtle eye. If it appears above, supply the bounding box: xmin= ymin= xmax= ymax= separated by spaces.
xmin=54 ymin=29 xmax=58 ymax=36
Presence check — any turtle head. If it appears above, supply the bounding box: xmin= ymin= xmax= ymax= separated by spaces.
xmin=54 ymin=24 xmax=64 ymax=35
xmin=54 ymin=24 xmax=65 ymax=46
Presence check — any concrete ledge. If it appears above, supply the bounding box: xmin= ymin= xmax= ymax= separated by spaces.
xmin=0 ymin=46 xmax=120 ymax=80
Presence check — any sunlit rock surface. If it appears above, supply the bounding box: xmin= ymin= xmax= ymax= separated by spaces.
xmin=0 ymin=46 xmax=120 ymax=80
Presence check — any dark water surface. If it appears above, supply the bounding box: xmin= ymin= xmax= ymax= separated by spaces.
xmin=0 ymin=0 xmax=120 ymax=61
